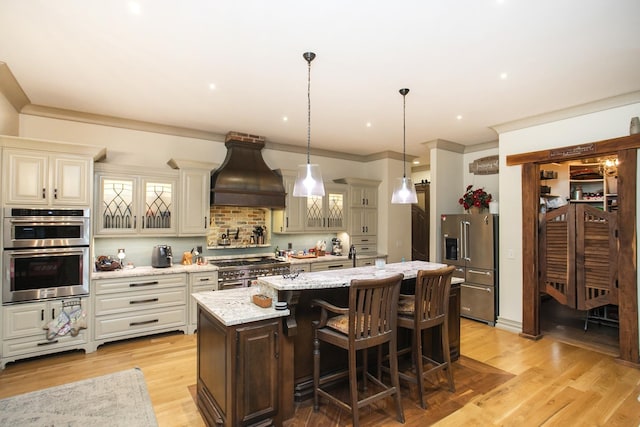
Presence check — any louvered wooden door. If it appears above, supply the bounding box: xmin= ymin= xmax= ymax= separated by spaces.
xmin=575 ymin=204 xmax=618 ymax=310
xmin=539 ymin=204 xmax=618 ymax=310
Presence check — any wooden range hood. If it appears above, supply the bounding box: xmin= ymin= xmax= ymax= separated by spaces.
xmin=210 ymin=131 xmax=286 ymax=209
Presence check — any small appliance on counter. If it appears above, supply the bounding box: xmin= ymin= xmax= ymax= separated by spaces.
xmin=152 ymin=245 xmax=173 ymax=268
xmin=331 ymin=238 xmax=343 ymax=255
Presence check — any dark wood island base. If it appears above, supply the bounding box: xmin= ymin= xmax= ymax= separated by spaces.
xmin=194 ymin=261 xmax=461 ymax=426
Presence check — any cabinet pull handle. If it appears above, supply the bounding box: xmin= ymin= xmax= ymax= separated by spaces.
xmin=468 ymin=269 xmax=492 ymax=276
xmin=38 ymin=340 xmax=59 ymax=346
xmin=42 ymin=188 xmax=46 ymax=199
xmin=129 ymin=298 xmax=159 ymax=304
xmin=52 ymin=308 xmax=55 ymax=319
xmin=327 ymin=264 xmax=343 ymax=269
xmin=129 ymin=280 xmax=159 ymax=287
xmin=274 ymin=331 xmax=279 ymax=359
xmin=54 ymin=188 xmax=58 ymax=199
xmin=198 ymin=278 xmax=210 ymax=282
xmin=134 ymin=216 xmax=137 ymax=229
xmin=130 ymin=319 xmax=159 ymax=327
xmin=204 ymin=217 xmax=208 ymax=229
xmin=41 ymin=309 xmax=44 ymax=321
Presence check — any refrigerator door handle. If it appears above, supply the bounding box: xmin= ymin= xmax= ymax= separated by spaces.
xmin=468 ymin=269 xmax=492 ymax=276
xmin=462 ymin=220 xmax=471 ymax=261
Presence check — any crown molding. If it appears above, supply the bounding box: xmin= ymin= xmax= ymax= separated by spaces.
xmin=0 ymin=62 xmax=30 ymax=112
xmin=492 ymin=91 xmax=640 ymax=135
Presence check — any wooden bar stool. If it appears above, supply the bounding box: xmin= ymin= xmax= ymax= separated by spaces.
xmin=311 ymin=273 xmax=405 ymax=427
xmin=396 ymin=265 xmax=456 ymax=409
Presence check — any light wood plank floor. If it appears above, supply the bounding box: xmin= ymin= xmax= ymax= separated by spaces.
xmin=0 ymin=318 xmax=639 ymax=426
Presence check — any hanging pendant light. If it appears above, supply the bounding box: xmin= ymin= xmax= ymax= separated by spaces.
xmin=391 ymin=88 xmax=418 ymax=204
xmin=293 ymin=52 xmax=325 ymax=197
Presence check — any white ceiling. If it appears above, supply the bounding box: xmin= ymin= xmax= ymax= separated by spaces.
xmin=1 ymin=1 xmax=639 ymax=165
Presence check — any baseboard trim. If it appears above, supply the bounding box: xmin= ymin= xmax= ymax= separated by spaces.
xmin=495 ymin=317 xmax=522 ymax=334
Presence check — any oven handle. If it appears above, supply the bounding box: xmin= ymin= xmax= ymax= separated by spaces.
xmin=4 ymin=247 xmax=87 ymax=257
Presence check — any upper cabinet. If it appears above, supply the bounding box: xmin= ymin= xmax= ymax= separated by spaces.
xmin=0 ymin=137 xmax=105 ymax=208
xmin=303 ymin=184 xmax=347 ymax=232
xmin=168 ymin=159 xmax=217 ymax=237
xmin=95 ymin=164 xmax=178 ymax=236
xmin=349 ymin=182 xmax=378 ymax=208
xmin=3 ymin=149 xmax=91 ymax=207
xmin=272 ymin=171 xmax=306 ymax=233
xmin=334 ymin=178 xmax=380 ymax=238
xmin=273 ymin=171 xmax=347 ymax=233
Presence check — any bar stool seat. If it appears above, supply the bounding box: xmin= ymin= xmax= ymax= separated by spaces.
xmin=396 ymin=265 xmax=456 ymax=409
xmin=312 ymin=273 xmax=405 ymax=427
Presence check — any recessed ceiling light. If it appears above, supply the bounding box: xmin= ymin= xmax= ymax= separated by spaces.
xmin=366 ymin=122 xmax=372 ymax=128
xmin=413 ymin=160 xmax=420 ymax=165
xmin=456 ymin=115 xmax=463 ymax=120
xmin=282 ymin=116 xmax=288 ymax=122
xmin=208 ymin=83 xmax=216 ymax=90
xmin=128 ymin=2 xmax=141 ymax=14
xmin=500 ymin=72 xmax=508 ymax=80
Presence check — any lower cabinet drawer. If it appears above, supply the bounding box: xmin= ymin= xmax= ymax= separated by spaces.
xmin=2 ymin=330 xmax=88 ymax=358
xmin=94 ymin=288 xmax=187 ymax=316
xmin=94 ymin=306 xmax=186 ymax=340
xmin=353 ymin=243 xmax=377 ymax=255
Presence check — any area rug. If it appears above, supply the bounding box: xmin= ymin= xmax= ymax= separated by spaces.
xmin=0 ymin=367 xmax=158 ymax=427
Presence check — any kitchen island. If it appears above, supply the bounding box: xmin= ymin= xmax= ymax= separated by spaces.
xmin=193 ymin=261 xmax=461 ymax=426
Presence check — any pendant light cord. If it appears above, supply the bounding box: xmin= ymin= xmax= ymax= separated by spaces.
xmin=402 ymin=92 xmax=406 ymax=178
xmin=400 ymin=88 xmax=409 ymax=179
xmin=307 ymin=56 xmax=311 ymax=165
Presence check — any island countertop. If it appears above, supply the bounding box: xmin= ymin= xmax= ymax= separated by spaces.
xmin=193 ymin=287 xmax=290 ymax=326
xmin=257 ymin=260 xmax=460 ymax=291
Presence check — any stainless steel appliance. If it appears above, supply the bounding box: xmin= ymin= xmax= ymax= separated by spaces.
xmin=210 ymin=257 xmax=290 ymax=290
xmin=151 ymin=245 xmax=173 ymax=268
xmin=3 ymin=208 xmax=90 ymax=304
xmin=331 ymin=238 xmax=343 ymax=255
xmin=441 ymin=213 xmax=498 ymax=325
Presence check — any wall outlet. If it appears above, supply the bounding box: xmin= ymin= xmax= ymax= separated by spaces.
xmin=507 ymin=249 xmax=515 ymax=259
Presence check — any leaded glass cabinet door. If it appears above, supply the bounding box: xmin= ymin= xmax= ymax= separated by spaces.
xmin=140 ymin=177 xmax=177 ymax=234
xmin=304 ymin=186 xmax=346 ymax=231
xmin=325 ymin=188 xmax=346 ymax=231
xmin=96 ymin=175 xmax=137 ymax=235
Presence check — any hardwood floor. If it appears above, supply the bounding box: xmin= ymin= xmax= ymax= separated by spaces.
xmin=1 ymin=318 xmax=639 ymax=426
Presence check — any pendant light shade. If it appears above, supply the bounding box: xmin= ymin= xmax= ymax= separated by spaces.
xmin=391 ymin=88 xmax=418 ymax=204
xmin=293 ymin=51 xmax=325 ymax=197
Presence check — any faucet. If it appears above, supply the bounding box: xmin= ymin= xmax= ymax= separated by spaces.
xmin=348 ymin=244 xmax=356 ymax=268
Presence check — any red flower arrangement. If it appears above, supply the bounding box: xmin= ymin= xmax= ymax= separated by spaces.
xmin=459 ymin=185 xmax=492 ymax=210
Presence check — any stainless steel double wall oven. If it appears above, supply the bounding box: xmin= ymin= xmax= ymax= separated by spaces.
xmin=3 ymin=208 xmax=90 ymax=304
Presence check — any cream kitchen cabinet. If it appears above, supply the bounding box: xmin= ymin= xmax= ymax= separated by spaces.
xmin=272 ymin=170 xmax=305 ymax=233
xmin=92 ymin=273 xmax=187 ymax=347
xmin=1 ymin=298 xmax=91 ymax=369
xmin=310 ymin=259 xmax=352 ymax=271
xmin=335 ymin=178 xmax=380 ymax=253
xmin=168 ymin=159 xmax=216 ymax=236
xmin=188 ymin=270 xmax=218 ymax=333
xmin=2 ymin=148 xmax=91 ymax=207
xmin=304 ymin=183 xmax=347 ymax=232
xmin=95 ymin=164 xmax=178 ymax=236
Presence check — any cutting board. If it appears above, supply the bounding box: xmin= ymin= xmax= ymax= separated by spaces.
xmin=290 ymin=254 xmax=317 ymax=259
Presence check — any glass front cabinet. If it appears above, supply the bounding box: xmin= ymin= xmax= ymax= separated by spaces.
xmin=95 ymin=164 xmax=178 ymax=236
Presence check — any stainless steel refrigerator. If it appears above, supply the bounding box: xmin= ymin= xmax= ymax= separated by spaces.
xmin=441 ymin=213 xmax=498 ymax=325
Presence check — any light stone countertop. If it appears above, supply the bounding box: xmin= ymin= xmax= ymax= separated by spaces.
xmin=192 ymin=287 xmax=289 ymax=326
xmin=193 ymin=260 xmax=461 ymax=327
xmin=92 ymin=263 xmax=219 ymax=280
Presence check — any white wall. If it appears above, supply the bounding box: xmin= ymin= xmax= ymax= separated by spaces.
xmin=496 ymin=102 xmax=640 ymax=332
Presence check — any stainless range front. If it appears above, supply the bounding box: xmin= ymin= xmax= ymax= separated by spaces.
xmin=211 ymin=257 xmax=290 ymax=290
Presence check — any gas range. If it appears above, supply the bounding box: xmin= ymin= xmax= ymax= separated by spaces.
xmin=209 ymin=257 xmax=290 ymax=290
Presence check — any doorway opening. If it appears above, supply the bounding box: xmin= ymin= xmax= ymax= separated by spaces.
xmin=538 ymin=156 xmax=620 ymax=356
